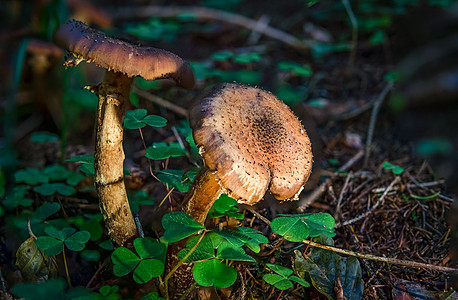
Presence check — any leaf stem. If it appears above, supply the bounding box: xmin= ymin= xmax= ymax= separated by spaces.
xmin=164 ymin=230 xmax=207 ymax=300
xmin=62 ymin=247 xmax=72 ymax=287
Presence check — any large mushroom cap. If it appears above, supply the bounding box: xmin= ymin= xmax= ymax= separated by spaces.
xmin=54 ymin=19 xmax=195 ymax=89
xmin=189 ymin=83 xmax=313 ymax=205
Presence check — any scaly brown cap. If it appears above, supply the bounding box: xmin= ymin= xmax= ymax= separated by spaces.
xmin=54 ymin=19 xmax=195 ymax=89
xmin=189 ymin=83 xmax=313 ymax=205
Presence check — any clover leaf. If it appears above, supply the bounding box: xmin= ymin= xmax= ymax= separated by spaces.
xmin=271 ymin=213 xmax=335 ymax=242
xmin=124 ymin=109 xmax=167 ymax=129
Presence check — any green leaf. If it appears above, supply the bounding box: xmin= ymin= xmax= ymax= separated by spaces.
xmin=237 ymin=227 xmax=269 ymax=253
xmin=99 ymin=285 xmax=111 ymax=296
xmin=142 ymin=115 xmax=167 ymax=127
xmin=133 ymin=259 xmax=165 ymax=283
xmin=67 ymin=154 xmax=95 ymax=177
xmin=177 ymin=233 xmax=218 ymax=262
xmin=65 ymin=230 xmax=90 ymax=251
xmin=35 ymin=236 xmax=63 ymax=256
xmin=218 ymin=247 xmax=255 ymax=262
xmin=162 ymin=212 xmax=205 ymax=243
xmin=271 ymin=213 xmax=335 ymax=242
xmin=146 ymin=143 xmax=185 ymax=160
xmin=3 ymin=186 xmax=33 ymax=209
xmin=233 ymin=53 xmax=261 ymax=64
xmin=267 ymin=263 xmax=293 ymax=278
xmin=133 ymin=238 xmax=165 ymax=260
xmin=42 ymin=164 xmax=70 ymax=181
xmin=213 ymin=229 xmax=247 ymax=250
xmin=112 ymin=247 xmax=140 ymax=277
xmin=30 ymin=131 xmax=59 ymax=143
xmin=157 ymin=169 xmax=190 ymax=192
xmin=294 ymin=236 xmax=363 ymax=300
xmin=11 ymin=279 xmax=67 ymax=299
xmin=212 ymin=51 xmax=233 ymax=61
xmin=34 ymin=183 xmax=76 ymax=196
xmin=81 ymin=250 xmax=100 ymax=261
xmin=124 ymin=109 xmax=167 ymax=129
xmin=263 ymin=273 xmax=293 ymax=290
xmin=382 ymin=161 xmax=404 ymax=175
xmin=289 ymin=275 xmax=310 ymax=287
xmin=31 ymin=202 xmax=61 ymax=223
xmin=124 ymin=109 xmax=147 ymax=129
xmin=278 ymin=61 xmax=312 ymax=76
xmin=14 ymin=168 xmax=49 ymax=185
xmin=99 ymin=240 xmax=114 ymax=250
xmin=129 ymin=190 xmax=155 ymax=213
xmin=212 ymin=194 xmax=244 ymax=219
xmin=192 ymin=259 xmax=237 ymax=288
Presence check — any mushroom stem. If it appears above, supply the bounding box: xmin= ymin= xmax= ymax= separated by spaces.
xmin=93 ymin=70 xmax=137 ymax=245
xmin=183 ymin=167 xmax=223 ymax=224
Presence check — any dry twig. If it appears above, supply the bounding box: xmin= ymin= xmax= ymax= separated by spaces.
xmin=133 ymin=86 xmax=188 ymax=117
xmin=113 ymin=6 xmax=320 ymax=52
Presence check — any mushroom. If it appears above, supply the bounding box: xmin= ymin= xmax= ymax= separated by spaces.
xmin=184 ymin=83 xmax=313 ymax=223
xmin=54 ymin=20 xmax=195 ymax=245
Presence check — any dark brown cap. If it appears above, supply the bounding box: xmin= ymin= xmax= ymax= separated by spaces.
xmin=189 ymin=83 xmax=313 ymax=205
xmin=54 ymin=19 xmax=195 ymax=89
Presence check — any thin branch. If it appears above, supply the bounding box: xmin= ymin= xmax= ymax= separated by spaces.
xmin=335 ymin=171 xmax=352 ymax=221
xmin=252 ymin=210 xmax=458 ymax=273
xmin=336 ymin=176 xmax=401 ymax=227
xmin=363 ymin=81 xmax=394 ymax=167
xmin=297 ymin=149 xmax=364 ymax=211
xmin=133 ymin=86 xmax=188 ymax=117
xmin=295 ymin=241 xmax=457 ymax=273
xmin=113 ymin=6 xmax=320 ymax=52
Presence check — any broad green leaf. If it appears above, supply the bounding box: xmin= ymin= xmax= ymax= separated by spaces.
xmin=267 ymin=263 xmax=293 ymax=278
xmin=3 ymin=186 xmax=33 ymax=209
xmin=124 ymin=109 xmax=167 ymax=129
xmin=237 ymin=227 xmax=268 ymax=253
xmin=177 ymin=233 xmax=217 ymax=262
xmin=99 ymin=285 xmax=111 ymax=296
xmin=278 ymin=61 xmax=312 ymax=76
xmin=35 ymin=236 xmax=63 ymax=256
xmin=271 ymin=213 xmax=335 ymax=242
xmin=11 ymin=279 xmax=66 ymax=299
xmin=263 ymin=273 xmax=293 ymax=290
xmin=289 ymin=275 xmax=310 ymax=287
xmin=162 ymin=212 xmax=205 ymax=243
xmin=99 ymin=240 xmax=114 ymax=250
xmin=129 ymin=190 xmax=155 ymax=213
xmin=142 ymin=115 xmax=167 ymax=127
xmin=44 ymin=226 xmax=66 ymax=240
xmin=146 ymin=143 xmax=185 ymax=160
xmin=212 ymin=51 xmax=233 ymax=61
xmin=30 ymin=131 xmax=58 ymax=143
xmin=81 ymin=250 xmax=100 ymax=261
xmin=124 ymin=109 xmax=148 ymax=129
xmin=32 ymin=202 xmax=61 ymax=223
xmin=34 ymin=183 xmax=75 ymax=196
xmin=192 ymin=259 xmax=237 ymax=288
xmin=134 ymin=238 xmax=165 ymax=260
xmin=66 ymin=171 xmax=84 ymax=186
xmin=157 ymin=169 xmax=190 ymax=192
xmin=42 ymin=164 xmax=69 ymax=181
xmin=213 ymin=229 xmax=247 ymax=250
xmin=67 ymin=154 xmax=95 ymax=176
xmin=14 ymin=168 xmax=49 ymax=185
xmin=213 ymin=194 xmax=244 ymax=219
xmin=382 ymin=161 xmax=404 ymax=175
xmin=294 ymin=236 xmax=363 ymax=300
xmin=112 ymin=247 xmax=140 ymax=276
xmin=233 ymin=53 xmax=261 ymax=64
xmin=133 ymin=259 xmax=164 ymax=283
xmin=65 ymin=230 xmax=90 ymax=251
xmin=218 ymin=247 xmax=255 ymax=262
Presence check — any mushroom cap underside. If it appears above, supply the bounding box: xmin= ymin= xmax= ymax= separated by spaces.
xmin=54 ymin=19 xmax=195 ymax=89
xmin=189 ymin=83 xmax=313 ymax=205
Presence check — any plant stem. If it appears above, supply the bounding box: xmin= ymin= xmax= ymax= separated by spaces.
xmin=62 ymin=247 xmax=72 ymax=287
xmin=341 ymin=0 xmax=358 ymax=70
xmin=164 ymin=230 xmax=207 ymax=300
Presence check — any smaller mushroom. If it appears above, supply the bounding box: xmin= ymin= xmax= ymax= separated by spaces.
xmin=184 ymin=83 xmax=313 ymax=223
xmin=54 ymin=20 xmax=195 ymax=246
